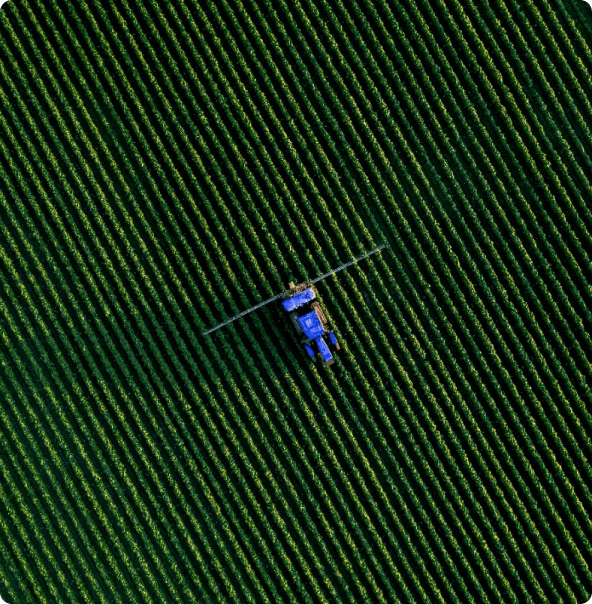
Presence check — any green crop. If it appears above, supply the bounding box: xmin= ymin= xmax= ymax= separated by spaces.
xmin=0 ymin=0 xmax=591 ymax=601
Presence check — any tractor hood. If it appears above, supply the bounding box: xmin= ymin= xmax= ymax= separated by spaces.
xmin=282 ymin=287 xmax=316 ymax=312
xmin=314 ymin=335 xmax=333 ymax=363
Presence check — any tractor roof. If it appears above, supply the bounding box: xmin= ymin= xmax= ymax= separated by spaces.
xmin=281 ymin=287 xmax=316 ymax=313
xmin=297 ymin=310 xmax=325 ymax=340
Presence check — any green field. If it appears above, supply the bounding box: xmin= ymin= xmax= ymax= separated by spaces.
xmin=1 ymin=0 xmax=592 ymax=601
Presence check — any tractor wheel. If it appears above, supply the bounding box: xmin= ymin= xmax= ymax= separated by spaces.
xmin=304 ymin=343 xmax=316 ymax=361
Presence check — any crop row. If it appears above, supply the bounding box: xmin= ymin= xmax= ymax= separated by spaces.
xmin=0 ymin=0 xmax=590 ymax=601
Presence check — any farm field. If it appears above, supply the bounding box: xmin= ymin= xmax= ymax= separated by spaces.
xmin=1 ymin=0 xmax=592 ymax=601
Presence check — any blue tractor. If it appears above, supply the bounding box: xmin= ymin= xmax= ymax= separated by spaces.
xmin=282 ymin=282 xmax=340 ymax=365
xmin=203 ymin=245 xmax=385 ymax=365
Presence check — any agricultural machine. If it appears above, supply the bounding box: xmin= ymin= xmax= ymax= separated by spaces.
xmin=203 ymin=245 xmax=385 ymax=365
xmin=282 ymin=281 xmax=340 ymax=365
